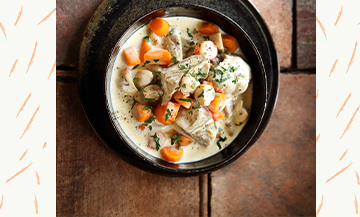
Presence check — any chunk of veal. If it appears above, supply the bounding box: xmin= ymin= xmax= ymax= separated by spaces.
xmin=164 ymin=28 xmax=183 ymax=64
xmin=175 ymin=102 xmax=217 ymax=146
xmin=143 ymin=84 xmax=163 ymax=101
xmin=161 ymin=55 xmax=206 ymax=105
xmin=208 ymin=54 xmax=251 ymax=96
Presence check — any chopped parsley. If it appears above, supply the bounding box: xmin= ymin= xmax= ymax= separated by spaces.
xmin=216 ymin=135 xmax=227 ymax=149
xmin=172 ymin=56 xmax=177 ymax=63
xmin=198 ymin=68 xmax=206 ymax=77
xmin=144 ymin=117 xmax=156 ymax=124
xmin=149 ymin=126 xmax=153 ymax=130
xmin=191 ymin=82 xmax=196 ymax=89
xmin=178 ymin=145 xmax=182 ymax=150
xmin=150 ymin=133 xmax=161 ymax=151
xmin=198 ymin=43 xmax=202 ymax=47
xmin=133 ymin=78 xmax=138 ymax=83
xmin=154 ymin=59 xmax=160 ymax=63
xmin=232 ymin=77 xmax=239 ymax=84
xmin=187 ymin=28 xmax=193 ymax=38
xmin=191 ymin=107 xmax=201 ymax=111
xmin=142 ymin=60 xmax=151 ymax=67
xmin=198 ymin=90 xmax=205 ymax=98
xmin=182 ymin=84 xmax=186 ymax=88
xmin=143 ymin=36 xmax=150 ymax=42
xmin=178 ymin=65 xmax=187 ymax=70
xmin=169 ymin=30 xmax=174 ymax=34
xmin=170 ymin=133 xmax=183 ymax=146
xmin=214 ymin=122 xmax=218 ymax=129
xmin=238 ymin=74 xmax=245 ymax=78
xmin=189 ymin=41 xmax=195 ymax=46
xmin=138 ymin=87 xmax=146 ymax=92
xmin=131 ymin=99 xmax=137 ymax=110
xmin=145 ymin=98 xmax=155 ymax=101
xmin=158 ymin=92 xmax=162 ymax=98
xmin=203 ymin=36 xmax=210 ymax=41
xmin=179 ymin=98 xmax=192 ymax=102
xmin=218 ymin=127 xmax=223 ymax=133
xmin=132 ymin=64 xmax=139 ymax=70
xmin=176 ymin=41 xmax=180 ymax=45
xmin=235 ymin=122 xmax=243 ymax=126
xmin=215 ymin=93 xmax=220 ymax=97
xmin=153 ymin=71 xmax=161 ymax=75
xmin=143 ymin=106 xmax=152 ymax=111
xmin=165 ymin=108 xmax=173 ymax=122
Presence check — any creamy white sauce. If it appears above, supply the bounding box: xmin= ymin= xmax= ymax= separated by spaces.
xmin=110 ymin=17 xmax=252 ymax=163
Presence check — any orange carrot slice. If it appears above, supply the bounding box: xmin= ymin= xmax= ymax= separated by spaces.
xmin=123 ymin=47 xmax=141 ymax=66
xmin=172 ymin=130 xmax=193 ymax=146
xmin=207 ymin=93 xmax=226 ymax=113
xmin=173 ymin=91 xmax=192 ymax=109
xmin=139 ymin=124 xmax=146 ymax=130
xmin=139 ymin=38 xmax=152 ymax=62
xmin=134 ymin=103 xmax=152 ymax=123
xmin=199 ymin=22 xmax=219 ymax=35
xmin=149 ymin=17 xmax=169 ymax=37
xmin=193 ymin=41 xmax=218 ymax=60
xmin=121 ymin=68 xmax=129 ymax=75
xmin=211 ymin=110 xmax=225 ymax=121
xmin=144 ymin=48 xmax=172 ymax=65
xmin=222 ymin=34 xmax=239 ymax=53
xmin=160 ymin=146 xmax=184 ymax=162
xmin=154 ymin=101 xmax=180 ymax=125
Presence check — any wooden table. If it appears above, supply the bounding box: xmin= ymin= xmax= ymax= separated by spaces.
xmin=56 ymin=0 xmax=316 ymax=216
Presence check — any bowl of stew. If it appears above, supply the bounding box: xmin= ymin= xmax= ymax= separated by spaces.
xmin=79 ymin=2 xmax=279 ymax=176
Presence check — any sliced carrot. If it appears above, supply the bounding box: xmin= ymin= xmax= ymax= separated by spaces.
xmin=139 ymin=124 xmax=146 ymax=130
xmin=222 ymin=34 xmax=239 ymax=53
xmin=134 ymin=103 xmax=152 ymax=123
xmin=160 ymin=146 xmax=184 ymax=162
xmin=207 ymin=93 xmax=226 ymax=113
xmin=144 ymin=48 xmax=172 ymax=65
xmin=173 ymin=91 xmax=192 ymax=109
xmin=199 ymin=22 xmax=219 ymax=35
xmin=123 ymin=47 xmax=141 ymax=66
xmin=193 ymin=41 xmax=218 ymax=60
xmin=139 ymin=38 xmax=152 ymax=62
xmin=211 ymin=110 xmax=225 ymax=121
xmin=154 ymin=101 xmax=180 ymax=125
xmin=149 ymin=17 xmax=169 ymax=37
xmin=172 ymin=130 xmax=193 ymax=146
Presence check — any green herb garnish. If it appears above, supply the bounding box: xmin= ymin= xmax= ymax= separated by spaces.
xmin=170 ymin=133 xmax=183 ymax=146
xmin=169 ymin=30 xmax=174 ymax=34
xmin=144 ymin=36 xmax=150 ymax=42
xmin=150 ymin=133 xmax=161 ymax=151
xmin=172 ymin=56 xmax=177 ymax=63
xmin=178 ymin=65 xmax=186 ymax=70
xmin=198 ymin=90 xmax=205 ymax=98
xmin=145 ymin=98 xmax=155 ymax=101
xmin=132 ymin=64 xmax=139 ymax=70
xmin=182 ymin=84 xmax=186 ymax=88
xmin=165 ymin=108 xmax=173 ymax=122
xmin=191 ymin=82 xmax=196 ymax=89
xmin=131 ymin=99 xmax=137 ymax=110
xmin=142 ymin=60 xmax=151 ymax=67
xmin=153 ymin=71 xmax=161 ymax=75
xmin=187 ymin=28 xmax=193 ymax=38
xmin=133 ymin=78 xmax=138 ymax=83
xmin=216 ymin=135 xmax=227 ymax=149
xmin=203 ymin=36 xmax=209 ymax=41
xmin=235 ymin=122 xmax=243 ymax=126
xmin=189 ymin=41 xmax=195 ymax=46
xmin=179 ymin=98 xmax=192 ymax=102
xmin=154 ymin=59 xmax=160 ymax=63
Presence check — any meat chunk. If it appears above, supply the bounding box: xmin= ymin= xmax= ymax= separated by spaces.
xmin=164 ymin=28 xmax=183 ymax=64
xmin=143 ymin=84 xmax=163 ymax=102
xmin=160 ymin=55 xmax=206 ymax=105
xmin=174 ymin=102 xmax=217 ymax=146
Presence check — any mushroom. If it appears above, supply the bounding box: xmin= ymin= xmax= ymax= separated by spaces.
xmin=209 ymin=32 xmax=224 ymax=50
xmin=133 ymin=69 xmax=154 ymax=88
xmin=234 ymin=78 xmax=249 ymax=95
xmin=233 ymin=100 xmax=248 ymax=124
xmin=121 ymin=72 xmax=138 ymax=94
xmin=180 ymin=76 xmax=200 ymax=96
xmin=194 ymin=84 xmax=215 ymax=106
xmin=143 ymin=84 xmax=163 ymax=101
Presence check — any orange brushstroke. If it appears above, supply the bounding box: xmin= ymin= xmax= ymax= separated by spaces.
xmin=326 ymin=162 xmax=353 ymax=183
xmin=14 ymin=6 xmax=23 ymax=26
xmin=19 ymin=149 xmax=28 ymax=161
xmin=38 ymin=7 xmax=56 ymax=25
xmin=43 ymin=141 xmax=47 ymax=149
xmin=316 ymin=89 xmax=319 ymax=100
xmin=20 ymin=105 xmax=40 ymax=139
xmin=339 ymin=149 xmax=348 ymax=161
xmin=0 ymin=195 xmax=3 ymax=210
xmin=336 ymin=92 xmax=352 ymax=118
xmin=26 ymin=41 xmax=38 ymax=74
xmin=356 ymin=171 xmax=360 ymax=185
xmin=346 ymin=40 xmax=357 ymax=73
xmin=5 ymin=162 xmax=33 ymax=183
xmin=355 ymin=195 xmax=358 ymax=214
xmin=47 ymin=60 xmax=56 ymax=79
xmin=9 ymin=59 xmax=18 ymax=77
xmin=316 ymin=16 xmax=327 ymax=40
xmin=340 ymin=105 xmax=360 ymax=139
xmin=35 ymin=171 xmax=40 ymax=185
xmin=329 ymin=58 xmax=338 ymax=77
xmin=316 ymin=134 xmax=320 ymax=143
xmin=0 ymin=21 xmax=6 ymax=40
xmin=334 ymin=6 xmax=343 ymax=26
xmin=316 ymin=195 xmax=324 ymax=217
xmin=34 ymin=195 xmax=38 ymax=214
xmin=16 ymin=92 xmax=32 ymax=118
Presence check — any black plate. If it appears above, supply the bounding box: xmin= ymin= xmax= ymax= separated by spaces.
xmin=79 ymin=0 xmax=279 ymax=177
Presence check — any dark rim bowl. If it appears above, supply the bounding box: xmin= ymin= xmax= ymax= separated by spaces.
xmin=104 ymin=5 xmax=267 ymax=173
